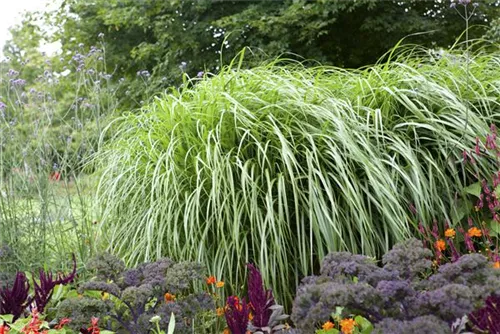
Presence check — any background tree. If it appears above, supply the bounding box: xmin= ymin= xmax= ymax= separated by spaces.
xmin=37 ymin=0 xmax=498 ymax=107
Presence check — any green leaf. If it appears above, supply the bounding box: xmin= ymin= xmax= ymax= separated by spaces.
xmin=47 ymin=329 xmax=67 ymax=334
xmin=495 ymin=185 xmax=500 ymax=198
xmin=0 ymin=315 xmax=14 ymax=324
xmin=451 ymin=199 xmax=472 ymax=224
xmin=355 ymin=315 xmax=374 ymax=334
xmin=167 ymin=313 xmax=176 ymax=334
xmin=464 ymin=182 xmax=481 ymax=197
xmin=488 ymin=220 xmax=500 ymax=236
xmin=316 ymin=329 xmax=339 ymax=334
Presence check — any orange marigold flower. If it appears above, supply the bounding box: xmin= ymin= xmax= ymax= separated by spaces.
xmin=223 ymin=328 xmax=231 ymax=334
xmin=216 ymin=281 xmax=225 ymax=288
xmin=434 ymin=239 xmax=446 ymax=251
xmin=468 ymin=227 xmax=482 ymax=238
xmin=444 ymin=228 xmax=456 ymax=238
xmin=206 ymin=275 xmax=217 ymax=285
xmin=494 ymin=261 xmax=500 ymax=269
xmin=322 ymin=321 xmax=335 ymax=330
xmin=164 ymin=292 xmax=176 ymax=303
xmin=340 ymin=318 xmax=357 ymax=334
xmin=216 ymin=307 xmax=225 ymax=317
xmin=248 ymin=312 xmax=254 ymax=321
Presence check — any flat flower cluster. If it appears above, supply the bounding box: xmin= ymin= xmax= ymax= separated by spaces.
xmin=290 ymin=238 xmax=500 ymax=333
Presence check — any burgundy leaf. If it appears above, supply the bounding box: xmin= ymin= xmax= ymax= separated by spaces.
xmin=33 ymin=254 xmax=77 ymax=313
xmin=247 ymin=263 xmax=274 ymax=327
xmin=0 ymin=272 xmax=30 ymax=320
xmin=224 ymin=296 xmax=249 ymax=334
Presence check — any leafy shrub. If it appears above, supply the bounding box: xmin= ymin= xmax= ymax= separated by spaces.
xmin=291 ymin=238 xmax=500 ymax=333
xmin=95 ymin=47 xmax=500 ymax=304
xmin=56 ymin=253 xmax=214 ymax=333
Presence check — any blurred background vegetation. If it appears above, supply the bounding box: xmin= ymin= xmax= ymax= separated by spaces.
xmin=0 ymin=0 xmax=499 ymax=305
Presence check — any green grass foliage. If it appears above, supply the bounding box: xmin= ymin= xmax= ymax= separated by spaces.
xmin=95 ymin=47 xmax=500 ymax=304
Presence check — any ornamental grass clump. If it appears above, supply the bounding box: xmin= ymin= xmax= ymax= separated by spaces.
xmin=95 ymin=46 xmax=500 ymax=304
xmin=291 ymin=238 xmax=500 ymax=333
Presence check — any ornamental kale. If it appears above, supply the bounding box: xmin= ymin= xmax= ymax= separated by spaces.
xmin=291 ymin=238 xmax=500 ymax=333
xmin=57 ymin=253 xmax=214 ymax=334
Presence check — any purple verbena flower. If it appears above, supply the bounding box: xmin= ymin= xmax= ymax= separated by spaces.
xmin=10 ymin=79 xmax=26 ymax=87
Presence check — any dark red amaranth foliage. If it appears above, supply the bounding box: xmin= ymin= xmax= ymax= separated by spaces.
xmin=469 ymin=294 xmax=500 ymax=334
xmin=0 ymin=255 xmax=77 ymax=319
xmin=224 ymin=296 xmax=250 ymax=334
xmin=0 ymin=272 xmax=30 ymax=320
xmin=247 ymin=263 xmax=275 ymax=327
xmin=33 ymin=253 xmax=77 ymax=313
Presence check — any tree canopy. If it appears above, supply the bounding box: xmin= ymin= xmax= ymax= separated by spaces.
xmin=3 ymin=0 xmax=500 ymax=107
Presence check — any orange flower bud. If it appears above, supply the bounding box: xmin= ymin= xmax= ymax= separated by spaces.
xmin=164 ymin=292 xmax=176 ymax=303
xmin=445 ymin=228 xmax=456 ymax=238
xmin=322 ymin=321 xmax=335 ymax=330
xmin=434 ymin=239 xmax=446 ymax=251
xmin=340 ymin=318 xmax=357 ymax=334
xmin=206 ymin=275 xmax=217 ymax=285
xmin=468 ymin=227 xmax=482 ymax=238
